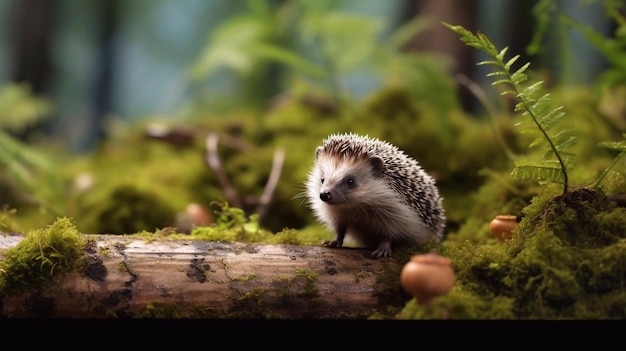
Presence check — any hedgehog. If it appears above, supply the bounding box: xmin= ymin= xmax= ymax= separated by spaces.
xmin=305 ymin=133 xmax=446 ymax=258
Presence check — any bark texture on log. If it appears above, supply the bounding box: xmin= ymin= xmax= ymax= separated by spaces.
xmin=0 ymin=234 xmax=402 ymax=319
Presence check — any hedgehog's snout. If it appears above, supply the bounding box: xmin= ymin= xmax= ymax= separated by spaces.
xmin=320 ymin=191 xmax=332 ymax=202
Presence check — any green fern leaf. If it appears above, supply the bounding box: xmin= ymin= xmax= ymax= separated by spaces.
xmin=597 ymin=137 xmax=626 ymax=152
xmin=444 ymin=22 xmax=575 ymax=194
xmin=593 ymin=133 xmax=626 ymax=189
xmin=512 ymin=160 xmax=563 ymax=182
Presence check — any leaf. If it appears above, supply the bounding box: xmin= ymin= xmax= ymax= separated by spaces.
xmin=317 ymin=13 xmax=383 ymax=71
xmin=597 ymin=138 xmax=626 ymax=152
xmin=504 ymin=55 xmax=520 ymax=71
xmin=511 ymin=160 xmax=563 ymax=182
xmin=249 ymin=42 xmax=325 ymax=77
xmin=187 ymin=17 xmax=268 ymax=80
xmin=594 ymin=134 xmax=626 ymax=188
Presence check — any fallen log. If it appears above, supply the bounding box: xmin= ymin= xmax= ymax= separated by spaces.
xmin=0 ymin=234 xmax=404 ymax=319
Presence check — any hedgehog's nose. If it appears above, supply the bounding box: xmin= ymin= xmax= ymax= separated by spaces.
xmin=320 ymin=191 xmax=332 ymax=202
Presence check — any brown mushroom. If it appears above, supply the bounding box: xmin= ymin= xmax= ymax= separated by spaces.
xmin=400 ymin=251 xmax=455 ymax=306
xmin=489 ymin=215 xmax=518 ymax=243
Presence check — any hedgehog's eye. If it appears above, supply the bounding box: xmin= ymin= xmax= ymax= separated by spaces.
xmin=320 ymin=177 xmax=325 ymax=184
xmin=345 ymin=177 xmax=355 ymax=186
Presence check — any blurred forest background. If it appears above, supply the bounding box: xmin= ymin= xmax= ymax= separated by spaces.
xmin=0 ymin=0 xmax=623 ymax=236
xmin=1 ymin=0 xmax=612 ymax=151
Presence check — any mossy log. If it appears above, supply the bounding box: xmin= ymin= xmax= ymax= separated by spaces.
xmin=1 ymin=234 xmax=401 ymax=319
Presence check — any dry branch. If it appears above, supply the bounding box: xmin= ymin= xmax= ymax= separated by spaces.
xmin=204 ymin=133 xmax=286 ymax=220
xmin=206 ymin=133 xmax=241 ymax=208
xmin=0 ymin=234 xmax=401 ymax=319
xmin=256 ymin=147 xmax=285 ymax=222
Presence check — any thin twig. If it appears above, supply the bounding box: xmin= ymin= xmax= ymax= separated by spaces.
xmin=256 ymin=148 xmax=286 ymax=223
xmin=205 ymin=133 xmax=242 ymax=208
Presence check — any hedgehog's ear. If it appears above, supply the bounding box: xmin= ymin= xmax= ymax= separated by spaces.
xmin=315 ymin=146 xmax=324 ymax=159
xmin=369 ymin=156 xmax=384 ymax=177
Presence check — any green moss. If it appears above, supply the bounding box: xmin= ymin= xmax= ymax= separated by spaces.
xmin=117 ymin=262 xmax=126 ymax=272
xmin=59 ymin=124 xmax=214 ymax=235
xmin=501 ymin=188 xmax=626 ymax=319
xmin=184 ymin=201 xmax=330 ymax=246
xmin=190 ymin=201 xmax=274 ymax=242
xmin=369 ymin=245 xmax=434 ymax=317
xmin=228 ymin=268 xmax=322 ymax=318
xmin=233 ymin=287 xmax=274 ymax=318
xmin=409 ymin=187 xmax=626 ymax=320
xmin=445 ymin=169 xmax=540 ymax=245
xmin=134 ymin=302 xmax=183 ymax=319
xmin=0 ymin=217 xmax=86 ymax=296
xmin=132 ymin=302 xmax=215 ymax=319
xmin=93 ymin=184 xmax=176 ymax=235
xmin=275 ymin=270 xmax=318 ymax=299
xmin=98 ymin=246 xmax=111 ymax=256
xmin=292 ymin=268 xmax=321 ymax=299
xmin=265 ymin=227 xmax=327 ymax=245
xmin=397 ymin=287 xmax=515 ymax=319
xmin=445 ymin=241 xmax=511 ymax=298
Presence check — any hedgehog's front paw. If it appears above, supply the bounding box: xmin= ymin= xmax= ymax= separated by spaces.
xmin=321 ymin=240 xmax=342 ymax=248
xmin=371 ymin=241 xmax=392 ymax=259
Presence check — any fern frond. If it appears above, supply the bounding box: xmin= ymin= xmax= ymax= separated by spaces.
xmin=511 ymin=160 xmax=563 ymax=183
xmin=597 ymin=138 xmax=626 ymax=152
xmin=593 ymin=133 xmax=626 ymax=189
xmin=444 ymin=22 xmax=575 ymax=194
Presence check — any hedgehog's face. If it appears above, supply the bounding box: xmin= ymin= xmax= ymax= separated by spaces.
xmin=308 ymin=147 xmax=385 ymax=206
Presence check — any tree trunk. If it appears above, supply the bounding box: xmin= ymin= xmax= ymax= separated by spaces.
xmin=0 ymin=234 xmax=402 ymax=319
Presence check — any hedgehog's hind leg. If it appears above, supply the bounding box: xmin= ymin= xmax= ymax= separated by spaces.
xmin=371 ymin=240 xmax=392 ymax=258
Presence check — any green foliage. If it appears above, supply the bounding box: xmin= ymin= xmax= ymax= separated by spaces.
xmin=0 ymin=83 xmax=62 ymax=216
xmin=188 ymin=201 xmax=326 ymax=245
xmin=444 ymin=23 xmax=575 ymax=195
xmin=0 ymin=217 xmax=86 ymax=296
xmin=186 ymin=0 xmax=457 ymax=131
xmin=529 ymin=0 xmax=626 ymax=88
xmin=0 ymin=83 xmax=53 ymax=131
xmin=564 ymin=10 xmax=626 ymax=88
xmin=190 ymin=201 xmax=273 ymax=243
xmin=63 ymin=122 xmax=221 ymax=234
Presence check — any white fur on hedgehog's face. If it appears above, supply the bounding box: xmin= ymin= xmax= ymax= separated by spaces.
xmin=307 ymin=147 xmax=387 ymax=206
